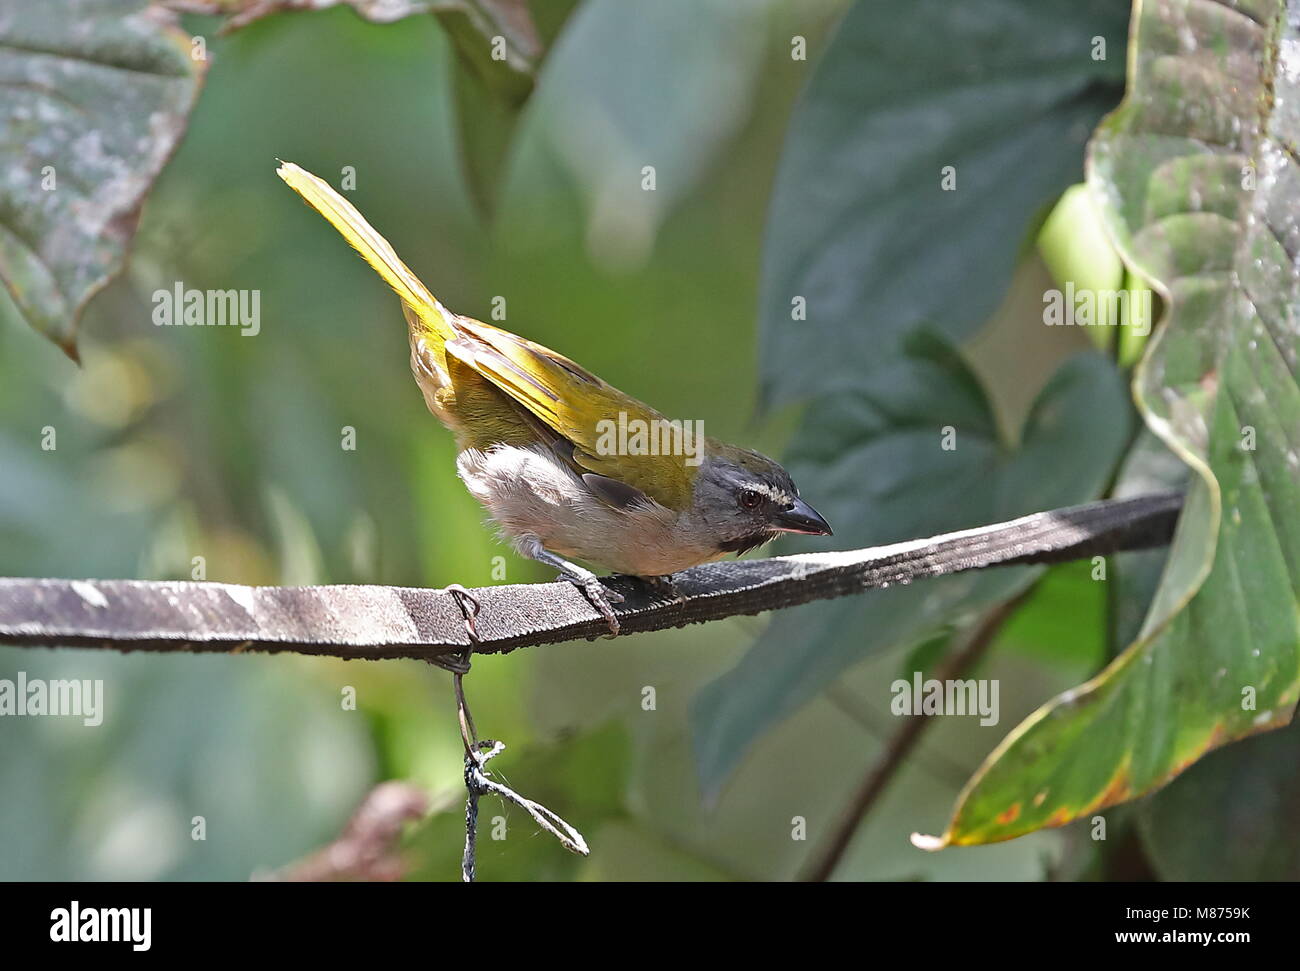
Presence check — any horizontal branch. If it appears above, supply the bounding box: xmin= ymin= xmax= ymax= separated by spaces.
xmin=0 ymin=492 xmax=1183 ymax=661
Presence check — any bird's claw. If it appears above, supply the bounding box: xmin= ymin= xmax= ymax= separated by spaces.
xmin=642 ymin=574 xmax=686 ymax=604
xmin=563 ymin=574 xmax=623 ymax=638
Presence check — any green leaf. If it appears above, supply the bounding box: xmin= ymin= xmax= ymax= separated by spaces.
xmin=996 ymin=560 xmax=1107 ymax=673
xmin=925 ymin=0 xmax=1300 ymax=848
xmin=432 ymin=0 xmax=578 ymax=216
xmin=500 ymin=0 xmax=774 ymax=269
xmin=1107 ymin=428 xmax=1187 ymax=652
xmin=1117 ymin=432 xmax=1300 ymax=881
xmin=0 ymin=0 xmax=205 ymax=358
xmin=758 ymin=0 xmax=1128 ymax=409
xmin=206 ymin=1 xmax=578 ymax=217
xmin=432 ymin=0 xmax=555 ymax=100
xmin=1139 ymin=717 xmax=1300 ymax=880
xmin=691 ymin=340 xmax=1131 ymax=796
xmin=380 ymin=0 xmax=581 ymax=219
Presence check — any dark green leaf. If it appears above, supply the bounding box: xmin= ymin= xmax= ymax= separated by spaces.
xmin=758 ymin=0 xmax=1128 ymax=408
xmin=692 ymin=341 xmax=1131 ymax=795
xmin=1139 ymin=717 xmax=1300 ymax=881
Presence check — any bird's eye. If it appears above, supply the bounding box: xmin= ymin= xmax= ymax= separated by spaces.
xmin=739 ymin=489 xmax=762 ymax=510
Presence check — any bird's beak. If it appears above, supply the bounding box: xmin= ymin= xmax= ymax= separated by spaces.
xmin=772 ymin=498 xmax=833 ymax=536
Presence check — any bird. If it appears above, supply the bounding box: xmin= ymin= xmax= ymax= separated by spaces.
xmin=277 ymin=162 xmax=832 ymax=635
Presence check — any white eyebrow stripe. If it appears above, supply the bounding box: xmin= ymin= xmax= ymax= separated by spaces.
xmin=746 ymin=483 xmax=792 ymax=504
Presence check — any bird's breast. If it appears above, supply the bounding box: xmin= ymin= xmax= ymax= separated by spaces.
xmin=455 ymin=443 xmax=720 ymax=576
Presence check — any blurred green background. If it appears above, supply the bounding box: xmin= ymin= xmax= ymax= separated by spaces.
xmin=0 ymin=0 xmax=1204 ymax=880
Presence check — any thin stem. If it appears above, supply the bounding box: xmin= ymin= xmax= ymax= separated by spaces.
xmin=799 ymin=588 xmax=1032 ymax=882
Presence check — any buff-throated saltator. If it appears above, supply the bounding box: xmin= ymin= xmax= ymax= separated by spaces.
xmin=277 ymin=163 xmax=831 ymax=634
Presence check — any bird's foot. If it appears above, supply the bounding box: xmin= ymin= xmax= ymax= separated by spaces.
xmin=641 ymin=574 xmax=686 ymax=604
xmin=559 ymin=570 xmax=624 ymax=638
xmin=517 ymin=536 xmax=624 ymax=638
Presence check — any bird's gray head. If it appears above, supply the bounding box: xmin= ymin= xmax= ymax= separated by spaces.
xmin=692 ymin=445 xmax=832 ymax=555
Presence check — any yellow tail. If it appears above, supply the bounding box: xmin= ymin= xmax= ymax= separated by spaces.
xmin=276 ymin=161 xmax=455 ymax=341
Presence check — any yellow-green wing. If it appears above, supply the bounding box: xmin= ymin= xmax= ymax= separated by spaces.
xmin=446 ymin=316 xmax=696 ymax=509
